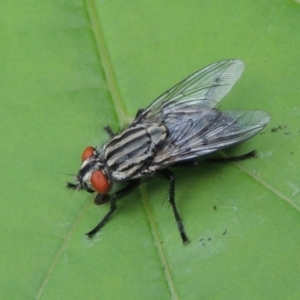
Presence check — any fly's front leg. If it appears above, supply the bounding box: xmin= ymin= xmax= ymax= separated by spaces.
xmin=94 ymin=193 xmax=110 ymax=205
xmin=158 ymin=169 xmax=190 ymax=244
xmin=135 ymin=108 xmax=144 ymax=118
xmin=104 ymin=126 xmax=116 ymax=138
xmin=86 ymin=180 xmax=141 ymax=238
xmin=86 ymin=196 xmax=117 ymax=238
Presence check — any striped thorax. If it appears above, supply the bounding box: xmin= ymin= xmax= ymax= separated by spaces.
xmin=104 ymin=124 xmax=167 ymax=180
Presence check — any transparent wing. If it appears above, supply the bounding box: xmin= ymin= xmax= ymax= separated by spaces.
xmin=130 ymin=59 xmax=244 ymax=127
xmin=152 ymin=107 xmax=270 ymax=167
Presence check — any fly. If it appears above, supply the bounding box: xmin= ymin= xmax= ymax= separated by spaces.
xmin=67 ymin=60 xmax=270 ymax=244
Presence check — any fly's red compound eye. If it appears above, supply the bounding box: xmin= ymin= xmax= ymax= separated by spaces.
xmin=81 ymin=146 xmax=95 ymax=161
xmin=91 ymin=170 xmax=110 ymax=194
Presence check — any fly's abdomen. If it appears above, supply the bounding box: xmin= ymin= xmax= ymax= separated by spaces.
xmin=104 ymin=124 xmax=167 ymax=180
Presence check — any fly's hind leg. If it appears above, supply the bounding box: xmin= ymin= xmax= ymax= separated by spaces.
xmin=173 ymin=150 xmax=257 ymax=166
xmin=205 ymin=150 xmax=257 ymax=163
xmin=86 ymin=179 xmax=141 ymax=238
xmin=158 ymin=169 xmax=190 ymax=244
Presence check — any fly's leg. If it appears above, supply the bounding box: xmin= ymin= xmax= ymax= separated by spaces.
xmin=94 ymin=193 xmax=110 ymax=205
xmin=173 ymin=160 xmax=199 ymax=167
xmin=86 ymin=197 xmax=117 ymax=238
xmin=86 ymin=180 xmax=141 ymax=238
xmin=104 ymin=126 xmax=116 ymax=138
xmin=158 ymin=169 xmax=190 ymax=244
xmin=135 ymin=108 xmax=144 ymax=118
xmin=209 ymin=150 xmax=256 ymax=163
xmin=173 ymin=150 xmax=257 ymax=167
xmin=205 ymin=150 xmax=256 ymax=163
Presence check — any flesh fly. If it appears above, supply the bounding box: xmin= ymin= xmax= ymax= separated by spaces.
xmin=67 ymin=60 xmax=270 ymax=244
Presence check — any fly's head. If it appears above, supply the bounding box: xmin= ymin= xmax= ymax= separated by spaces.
xmin=66 ymin=146 xmax=111 ymax=195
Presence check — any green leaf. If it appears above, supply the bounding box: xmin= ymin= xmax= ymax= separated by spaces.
xmin=1 ymin=0 xmax=300 ymax=299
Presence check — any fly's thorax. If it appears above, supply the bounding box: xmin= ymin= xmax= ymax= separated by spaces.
xmin=103 ymin=124 xmax=168 ymax=180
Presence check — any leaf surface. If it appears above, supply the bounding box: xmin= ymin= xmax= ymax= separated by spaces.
xmin=1 ymin=1 xmax=300 ymax=299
